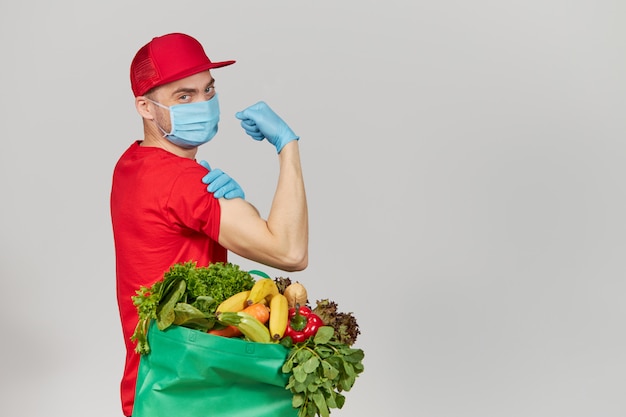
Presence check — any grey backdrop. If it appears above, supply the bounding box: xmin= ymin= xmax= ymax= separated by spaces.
xmin=1 ymin=1 xmax=625 ymax=416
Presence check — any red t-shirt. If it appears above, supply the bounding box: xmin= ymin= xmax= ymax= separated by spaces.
xmin=110 ymin=141 xmax=226 ymax=416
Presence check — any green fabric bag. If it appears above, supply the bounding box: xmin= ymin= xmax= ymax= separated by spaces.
xmin=133 ymin=322 xmax=297 ymax=417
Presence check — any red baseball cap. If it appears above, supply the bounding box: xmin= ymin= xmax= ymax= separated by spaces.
xmin=130 ymin=33 xmax=235 ymax=97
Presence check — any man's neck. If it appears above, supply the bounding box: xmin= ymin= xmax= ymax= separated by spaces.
xmin=141 ymin=133 xmax=198 ymax=159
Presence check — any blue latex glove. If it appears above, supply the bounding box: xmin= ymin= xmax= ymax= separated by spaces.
xmin=199 ymin=160 xmax=245 ymax=199
xmin=235 ymin=101 xmax=299 ymax=154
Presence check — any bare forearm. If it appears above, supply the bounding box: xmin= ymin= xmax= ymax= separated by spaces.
xmin=217 ymin=141 xmax=308 ymax=271
xmin=267 ymin=141 xmax=309 ymax=269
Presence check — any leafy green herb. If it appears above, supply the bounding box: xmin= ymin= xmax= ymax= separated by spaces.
xmin=281 ymin=326 xmax=365 ymax=417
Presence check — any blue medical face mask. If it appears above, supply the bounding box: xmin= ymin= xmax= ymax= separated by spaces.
xmin=148 ymin=94 xmax=220 ymax=148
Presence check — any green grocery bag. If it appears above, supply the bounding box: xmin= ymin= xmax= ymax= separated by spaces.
xmin=133 ymin=322 xmax=297 ymax=417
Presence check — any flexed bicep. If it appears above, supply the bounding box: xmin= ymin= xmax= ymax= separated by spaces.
xmin=217 ymin=198 xmax=305 ymax=271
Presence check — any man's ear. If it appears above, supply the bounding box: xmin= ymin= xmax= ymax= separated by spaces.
xmin=135 ymin=96 xmax=154 ymax=120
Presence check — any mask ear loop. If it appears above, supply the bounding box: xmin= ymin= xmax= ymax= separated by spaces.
xmin=145 ymin=98 xmax=173 ymax=136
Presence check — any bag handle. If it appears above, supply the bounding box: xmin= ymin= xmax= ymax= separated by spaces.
xmin=248 ymin=269 xmax=270 ymax=279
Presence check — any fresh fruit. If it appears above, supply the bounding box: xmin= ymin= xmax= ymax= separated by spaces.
xmin=216 ymin=290 xmax=251 ymax=313
xmin=268 ymin=294 xmax=289 ymax=340
xmin=247 ymin=278 xmax=279 ymax=305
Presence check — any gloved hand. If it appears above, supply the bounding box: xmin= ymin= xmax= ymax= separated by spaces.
xmin=235 ymin=101 xmax=299 ymax=153
xmin=199 ymin=160 xmax=245 ymax=200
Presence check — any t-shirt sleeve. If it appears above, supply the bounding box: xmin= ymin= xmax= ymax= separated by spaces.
xmin=165 ymin=164 xmax=221 ymax=242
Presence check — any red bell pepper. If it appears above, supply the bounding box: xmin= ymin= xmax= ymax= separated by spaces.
xmin=284 ymin=304 xmax=324 ymax=343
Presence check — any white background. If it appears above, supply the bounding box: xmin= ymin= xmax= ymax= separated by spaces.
xmin=1 ymin=1 xmax=625 ymax=416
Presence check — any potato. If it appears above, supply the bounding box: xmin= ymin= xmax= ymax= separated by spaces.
xmin=283 ymin=282 xmax=308 ymax=309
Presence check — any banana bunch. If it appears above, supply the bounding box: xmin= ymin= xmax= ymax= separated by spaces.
xmin=246 ymin=278 xmax=279 ymax=305
xmin=213 ymin=277 xmax=294 ymax=343
xmin=216 ymin=290 xmax=250 ymax=313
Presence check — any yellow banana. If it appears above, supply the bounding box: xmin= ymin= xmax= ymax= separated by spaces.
xmin=247 ymin=278 xmax=278 ymax=306
xmin=216 ymin=290 xmax=251 ymax=313
xmin=268 ymin=293 xmax=289 ymax=340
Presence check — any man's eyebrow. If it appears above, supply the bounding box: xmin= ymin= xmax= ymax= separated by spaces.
xmin=169 ymin=79 xmax=215 ymax=97
xmin=170 ymin=87 xmax=198 ymax=97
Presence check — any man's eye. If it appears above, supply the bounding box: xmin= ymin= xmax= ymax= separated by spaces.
xmin=206 ymin=86 xmax=215 ymax=93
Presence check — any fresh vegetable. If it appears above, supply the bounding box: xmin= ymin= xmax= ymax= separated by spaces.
xmin=131 ymin=261 xmax=256 ymax=354
xmin=312 ymin=299 xmax=360 ymax=346
xmin=184 ymin=262 xmax=256 ymax=309
xmin=244 ymin=302 xmax=270 ymax=324
xmin=274 ymin=276 xmax=292 ymax=294
xmin=268 ymin=294 xmax=289 ymax=340
xmin=217 ymin=311 xmax=272 ymax=343
xmin=283 ymin=282 xmax=308 ymax=309
xmin=210 ymin=302 xmax=270 ymax=338
xmin=131 ymin=262 xmax=365 ymax=417
xmin=281 ymin=326 xmax=365 ymax=417
xmin=208 ymin=325 xmax=241 ymax=338
xmin=284 ymin=305 xmax=324 ymax=343
xmin=247 ymin=278 xmax=279 ymax=305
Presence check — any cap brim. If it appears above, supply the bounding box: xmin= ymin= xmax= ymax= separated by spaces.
xmin=153 ymin=60 xmax=236 ymax=93
xmin=207 ymin=60 xmax=236 ymax=69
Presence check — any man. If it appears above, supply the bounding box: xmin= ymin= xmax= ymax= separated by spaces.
xmin=110 ymin=32 xmax=308 ymax=417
